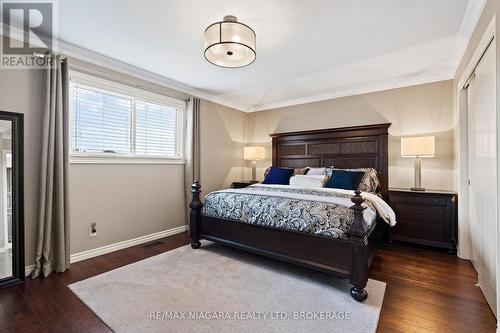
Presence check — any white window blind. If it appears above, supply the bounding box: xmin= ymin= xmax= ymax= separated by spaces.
xmin=71 ymin=84 xmax=132 ymax=154
xmin=135 ymin=100 xmax=178 ymax=156
xmin=69 ymin=74 xmax=185 ymax=161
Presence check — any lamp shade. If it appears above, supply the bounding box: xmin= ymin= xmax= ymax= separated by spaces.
xmin=244 ymin=146 xmax=265 ymax=160
xmin=401 ymin=136 xmax=435 ymax=157
xmin=204 ymin=15 xmax=256 ymax=68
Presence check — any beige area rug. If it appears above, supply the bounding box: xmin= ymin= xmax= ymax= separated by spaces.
xmin=69 ymin=241 xmax=386 ymax=333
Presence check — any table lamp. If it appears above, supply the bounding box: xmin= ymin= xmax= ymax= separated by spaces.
xmin=401 ymin=136 xmax=435 ymax=191
xmin=244 ymin=146 xmax=265 ymax=183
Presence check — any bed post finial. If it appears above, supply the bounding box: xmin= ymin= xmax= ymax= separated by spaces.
xmin=190 ymin=181 xmax=203 ymax=210
xmin=190 ymin=181 xmax=203 ymax=249
xmin=348 ymin=190 xmax=369 ymax=302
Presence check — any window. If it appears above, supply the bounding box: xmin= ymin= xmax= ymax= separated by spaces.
xmin=135 ymin=100 xmax=178 ymax=156
xmin=69 ymin=72 xmax=185 ymax=163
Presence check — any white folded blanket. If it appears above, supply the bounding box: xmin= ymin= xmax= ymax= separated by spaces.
xmin=289 ymin=175 xmax=327 ymax=188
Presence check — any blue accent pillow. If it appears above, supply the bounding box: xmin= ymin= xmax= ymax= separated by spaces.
xmin=262 ymin=167 xmax=294 ymax=185
xmin=326 ymin=170 xmax=365 ymax=190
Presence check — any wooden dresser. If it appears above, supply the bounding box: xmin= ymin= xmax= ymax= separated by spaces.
xmin=388 ymin=189 xmax=457 ymax=253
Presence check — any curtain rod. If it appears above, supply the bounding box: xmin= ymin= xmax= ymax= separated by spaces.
xmin=32 ymin=51 xmax=66 ymax=61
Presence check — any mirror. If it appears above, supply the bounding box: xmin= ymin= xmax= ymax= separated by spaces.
xmin=0 ymin=129 xmax=12 ymax=280
xmin=0 ymin=111 xmax=23 ymax=288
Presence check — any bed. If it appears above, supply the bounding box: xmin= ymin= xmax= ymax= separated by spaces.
xmin=189 ymin=123 xmax=392 ymax=301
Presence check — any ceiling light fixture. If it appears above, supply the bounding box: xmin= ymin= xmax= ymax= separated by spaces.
xmin=204 ymin=15 xmax=256 ymax=68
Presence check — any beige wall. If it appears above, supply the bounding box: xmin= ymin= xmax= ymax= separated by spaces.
xmin=0 ymin=58 xmax=246 ymax=266
xmin=200 ymin=100 xmax=247 ymax=197
xmin=69 ymin=164 xmax=186 ymax=254
xmin=246 ymin=80 xmax=454 ymax=190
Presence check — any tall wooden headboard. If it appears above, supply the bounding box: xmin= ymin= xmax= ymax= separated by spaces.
xmin=271 ymin=123 xmax=391 ymax=200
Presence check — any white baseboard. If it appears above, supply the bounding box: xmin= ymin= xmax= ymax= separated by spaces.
xmin=70 ymin=225 xmax=188 ymax=264
xmin=472 ymin=259 xmax=497 ymax=317
xmin=25 ymin=225 xmax=188 ymax=277
xmin=25 ymin=264 xmax=35 ymax=277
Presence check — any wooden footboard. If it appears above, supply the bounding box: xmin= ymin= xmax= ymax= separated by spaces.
xmin=189 ymin=181 xmax=382 ymax=302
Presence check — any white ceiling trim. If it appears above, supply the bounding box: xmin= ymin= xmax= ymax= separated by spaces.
xmin=458 ymin=0 xmax=488 ymax=45
xmin=449 ymin=0 xmax=488 ymax=71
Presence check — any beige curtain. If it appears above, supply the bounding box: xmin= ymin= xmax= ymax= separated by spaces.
xmin=184 ymin=98 xmax=201 ymax=224
xmin=31 ymin=55 xmax=70 ymax=278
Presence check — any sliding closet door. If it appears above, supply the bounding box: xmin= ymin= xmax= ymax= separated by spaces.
xmin=467 ymin=39 xmax=497 ymax=316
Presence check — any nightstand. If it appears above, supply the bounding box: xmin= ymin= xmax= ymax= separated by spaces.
xmin=231 ymin=181 xmax=258 ymax=189
xmin=388 ymin=189 xmax=457 ymax=253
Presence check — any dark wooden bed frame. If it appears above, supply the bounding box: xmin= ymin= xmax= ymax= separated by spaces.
xmin=189 ymin=123 xmax=391 ymax=301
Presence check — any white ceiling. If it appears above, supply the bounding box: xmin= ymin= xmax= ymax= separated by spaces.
xmin=55 ymin=0 xmax=485 ymax=112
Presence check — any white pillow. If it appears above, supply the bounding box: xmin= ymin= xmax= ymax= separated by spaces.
xmin=289 ymin=175 xmax=327 ymax=188
xmin=306 ymin=167 xmax=326 ymax=175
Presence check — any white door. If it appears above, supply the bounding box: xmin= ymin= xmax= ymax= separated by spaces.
xmin=467 ymin=38 xmax=497 ymax=316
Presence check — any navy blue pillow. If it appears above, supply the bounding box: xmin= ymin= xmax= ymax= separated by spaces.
xmin=262 ymin=167 xmax=294 ymax=185
xmin=326 ymin=170 xmax=365 ymax=190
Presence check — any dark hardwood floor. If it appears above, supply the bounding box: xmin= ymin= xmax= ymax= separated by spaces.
xmin=372 ymin=243 xmax=496 ymax=332
xmin=0 ymin=232 xmax=496 ymax=333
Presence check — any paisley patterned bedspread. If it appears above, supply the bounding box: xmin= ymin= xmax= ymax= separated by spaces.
xmin=202 ymin=184 xmax=396 ymax=239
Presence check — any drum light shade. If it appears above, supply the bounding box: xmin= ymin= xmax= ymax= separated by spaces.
xmin=401 ymin=136 xmax=435 ymax=157
xmin=401 ymin=136 xmax=435 ymax=191
xmin=204 ymin=15 xmax=256 ymax=68
xmin=244 ymin=146 xmax=265 ymax=160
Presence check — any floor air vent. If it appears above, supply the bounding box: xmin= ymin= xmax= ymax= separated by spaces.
xmin=143 ymin=241 xmax=164 ymax=249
